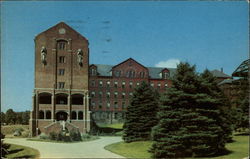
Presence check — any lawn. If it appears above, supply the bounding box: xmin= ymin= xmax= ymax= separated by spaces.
xmin=97 ymin=123 xmax=124 ymax=129
xmin=105 ymin=135 xmax=249 ymax=159
xmin=1 ymin=124 xmax=30 ymax=138
xmin=5 ymin=143 xmax=40 ymax=159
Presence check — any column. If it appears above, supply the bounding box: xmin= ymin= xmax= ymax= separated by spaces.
xmin=35 ymin=92 xmax=39 ymax=136
xmin=51 ymin=94 xmax=55 ymax=121
xmin=86 ymin=93 xmax=90 ymax=131
xmin=83 ymin=94 xmax=86 ymax=132
xmin=68 ymin=95 xmax=71 ymax=121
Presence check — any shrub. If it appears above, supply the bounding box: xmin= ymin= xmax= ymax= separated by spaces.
xmin=15 ymin=127 xmax=24 ymax=132
xmin=70 ymin=131 xmax=82 ymax=141
xmin=13 ymin=130 xmax=22 ymax=136
xmin=82 ymin=133 xmax=91 ymax=140
xmin=39 ymin=133 xmax=49 ymax=140
xmin=49 ymin=132 xmax=57 ymax=140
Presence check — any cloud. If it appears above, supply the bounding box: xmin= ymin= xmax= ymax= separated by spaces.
xmin=155 ymin=59 xmax=180 ymax=68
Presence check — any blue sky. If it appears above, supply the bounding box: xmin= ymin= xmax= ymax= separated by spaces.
xmin=1 ymin=1 xmax=249 ymax=112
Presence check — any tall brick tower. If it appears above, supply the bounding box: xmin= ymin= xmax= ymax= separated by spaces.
xmin=30 ymin=22 xmax=90 ymax=136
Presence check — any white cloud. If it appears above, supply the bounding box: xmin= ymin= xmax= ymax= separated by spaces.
xmin=155 ymin=59 xmax=180 ymax=68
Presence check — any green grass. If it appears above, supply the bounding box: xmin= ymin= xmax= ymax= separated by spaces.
xmin=1 ymin=125 xmax=29 ymax=135
xmin=105 ymin=135 xmax=249 ymax=159
xmin=5 ymin=143 xmax=40 ymax=159
xmin=97 ymin=123 xmax=124 ymax=129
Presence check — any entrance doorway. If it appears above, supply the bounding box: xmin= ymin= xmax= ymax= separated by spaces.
xmin=56 ymin=111 xmax=68 ymax=121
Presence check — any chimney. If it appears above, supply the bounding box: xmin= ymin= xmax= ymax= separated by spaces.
xmin=221 ymin=68 xmax=223 ymax=73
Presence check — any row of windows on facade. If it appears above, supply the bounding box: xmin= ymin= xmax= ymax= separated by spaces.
xmin=90 ymin=68 xmax=170 ymax=79
xmin=91 ymin=80 xmax=168 ymax=89
xmin=91 ymin=101 xmax=127 ymax=110
xmin=38 ymin=110 xmax=84 ymax=120
xmin=91 ymin=91 xmax=133 ymax=99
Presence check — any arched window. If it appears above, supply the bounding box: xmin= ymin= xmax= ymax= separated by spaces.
xmin=46 ymin=111 xmax=51 ymax=119
xmin=162 ymin=71 xmax=170 ymax=79
xmin=71 ymin=111 xmax=77 ymax=120
xmin=39 ymin=110 xmax=44 ymax=119
xmin=78 ymin=111 xmax=83 ymax=120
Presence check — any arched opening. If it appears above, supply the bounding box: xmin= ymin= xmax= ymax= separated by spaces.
xmin=39 ymin=93 xmax=52 ymax=104
xmin=71 ymin=111 xmax=77 ymax=120
xmin=71 ymin=94 xmax=83 ymax=105
xmin=46 ymin=111 xmax=51 ymax=119
xmin=56 ymin=93 xmax=68 ymax=105
xmin=39 ymin=110 xmax=44 ymax=119
xmin=56 ymin=111 xmax=68 ymax=121
xmin=78 ymin=111 xmax=83 ymax=120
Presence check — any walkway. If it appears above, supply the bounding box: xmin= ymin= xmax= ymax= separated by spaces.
xmin=5 ymin=137 xmax=125 ymax=158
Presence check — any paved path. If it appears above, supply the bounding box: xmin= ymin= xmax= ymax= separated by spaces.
xmin=5 ymin=137 xmax=125 ymax=158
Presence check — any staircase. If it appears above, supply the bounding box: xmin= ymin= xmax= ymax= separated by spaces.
xmin=44 ymin=121 xmax=79 ymax=134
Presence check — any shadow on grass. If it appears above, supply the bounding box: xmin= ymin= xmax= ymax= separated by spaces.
xmin=14 ymin=155 xmax=36 ymax=158
xmin=195 ymin=148 xmax=233 ymax=158
xmin=8 ymin=148 xmax=24 ymax=154
xmin=234 ymin=132 xmax=249 ymax=136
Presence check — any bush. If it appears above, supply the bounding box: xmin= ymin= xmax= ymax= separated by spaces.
xmin=82 ymin=133 xmax=91 ymax=140
xmin=13 ymin=130 xmax=22 ymax=136
xmin=70 ymin=131 xmax=82 ymax=141
xmin=21 ymin=131 xmax=29 ymax=138
xmin=49 ymin=132 xmax=57 ymax=140
xmin=15 ymin=127 xmax=24 ymax=132
xmin=39 ymin=133 xmax=49 ymax=140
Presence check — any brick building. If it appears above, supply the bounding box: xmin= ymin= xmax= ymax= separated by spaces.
xmin=89 ymin=58 xmax=176 ymax=123
xmin=30 ymin=22 xmax=90 ymax=136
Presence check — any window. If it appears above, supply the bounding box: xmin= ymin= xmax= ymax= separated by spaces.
xmin=58 ymin=82 xmax=65 ymax=89
xmin=91 ymin=80 xmax=95 ymax=87
xmin=114 ymin=70 xmax=121 ymax=77
xmin=129 ymin=82 xmax=133 ymax=88
xmin=136 ymin=82 xmax=140 ymax=86
xmin=157 ymin=83 xmax=161 ymax=89
xmin=126 ymin=70 xmax=135 ymax=78
xmin=99 ymin=92 xmax=103 ymax=98
xmin=107 ymin=102 xmax=110 ymax=109
xmin=150 ymin=83 xmax=154 ymax=87
xmin=91 ymin=92 xmax=95 ymax=98
xmin=99 ymin=81 xmax=103 ymax=87
xmin=107 ymin=81 xmax=110 ymax=87
xmin=90 ymin=68 xmax=97 ymax=76
xmin=122 ymin=101 xmax=126 ymax=109
xmin=162 ymin=72 xmax=170 ymax=79
xmin=114 ymin=92 xmax=118 ymax=98
xmin=165 ymin=83 xmax=168 ymax=89
xmin=129 ymin=92 xmax=133 ymax=97
xmin=91 ymin=101 xmax=95 ymax=109
xmin=122 ymin=82 xmax=126 ymax=88
xmin=122 ymin=92 xmax=126 ymax=99
xmin=78 ymin=111 xmax=83 ymax=120
xmin=140 ymin=72 xmax=145 ymax=78
xmin=58 ymin=42 xmax=66 ymax=50
xmin=114 ymin=112 xmax=118 ymax=119
xmin=59 ymin=56 xmax=65 ymax=63
xmin=114 ymin=81 xmax=118 ymax=88
xmin=99 ymin=101 xmax=102 ymax=109
xmin=114 ymin=101 xmax=118 ymax=109
xmin=106 ymin=92 xmax=110 ymax=98
xmin=58 ymin=69 xmax=65 ymax=75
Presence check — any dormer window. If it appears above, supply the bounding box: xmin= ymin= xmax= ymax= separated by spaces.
xmin=162 ymin=72 xmax=170 ymax=79
xmin=114 ymin=70 xmax=121 ymax=77
xmin=90 ymin=68 xmax=97 ymax=76
xmin=126 ymin=70 xmax=135 ymax=78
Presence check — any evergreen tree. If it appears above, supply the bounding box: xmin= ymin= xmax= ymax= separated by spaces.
xmin=150 ymin=63 xmax=231 ymax=158
xmin=5 ymin=109 xmax=16 ymax=124
xmin=123 ymin=81 xmax=159 ymax=142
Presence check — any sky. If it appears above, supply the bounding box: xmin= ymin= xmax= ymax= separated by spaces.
xmin=1 ymin=1 xmax=249 ymax=112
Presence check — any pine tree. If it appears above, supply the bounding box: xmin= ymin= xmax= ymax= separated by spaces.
xmin=123 ymin=81 xmax=159 ymax=143
xmin=150 ymin=63 xmax=232 ymax=158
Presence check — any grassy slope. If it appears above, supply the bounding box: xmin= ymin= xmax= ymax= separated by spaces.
xmin=1 ymin=125 xmax=29 ymax=135
xmin=105 ymin=135 xmax=249 ymax=159
xmin=6 ymin=144 xmax=40 ymax=159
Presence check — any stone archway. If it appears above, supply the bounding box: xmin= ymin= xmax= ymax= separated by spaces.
xmin=56 ymin=111 xmax=68 ymax=121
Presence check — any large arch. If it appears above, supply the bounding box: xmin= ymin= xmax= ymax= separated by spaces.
xmin=71 ymin=94 xmax=84 ymax=105
xmin=56 ymin=93 xmax=68 ymax=105
xmin=39 ymin=92 xmax=52 ymax=104
xmin=56 ymin=111 xmax=68 ymax=121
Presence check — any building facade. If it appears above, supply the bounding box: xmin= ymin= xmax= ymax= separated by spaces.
xmin=30 ymin=22 xmax=90 ymax=136
xmin=89 ymin=58 xmax=175 ymax=123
